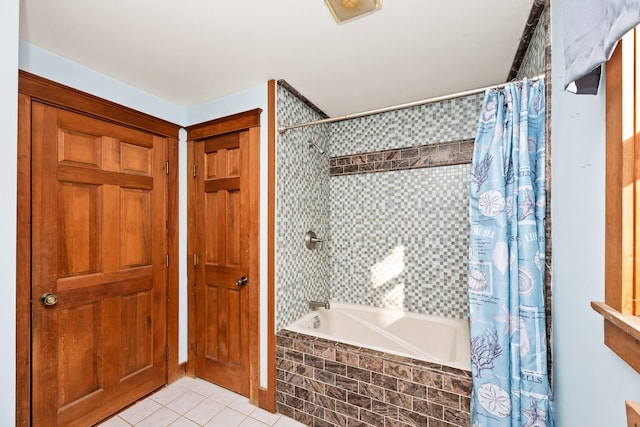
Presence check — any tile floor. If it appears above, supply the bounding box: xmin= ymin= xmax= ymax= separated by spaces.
xmin=98 ymin=377 xmax=305 ymax=427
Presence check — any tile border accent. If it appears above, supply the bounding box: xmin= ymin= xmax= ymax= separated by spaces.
xmin=276 ymin=330 xmax=472 ymax=427
xmin=508 ymin=0 xmax=545 ymax=80
xmin=277 ymin=80 xmax=329 ymax=120
xmin=329 ymin=139 xmax=474 ymax=176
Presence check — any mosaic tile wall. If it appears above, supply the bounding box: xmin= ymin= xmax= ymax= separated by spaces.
xmin=276 ymin=330 xmax=472 ymax=427
xmin=276 ymin=84 xmax=331 ymax=331
xmin=276 ymin=87 xmax=483 ymax=326
xmin=329 ymin=165 xmax=471 ymax=319
xmin=327 ymin=95 xmax=481 ymax=319
xmin=328 ymin=93 xmax=484 ymax=157
xmin=517 ymin=11 xmax=546 ymax=80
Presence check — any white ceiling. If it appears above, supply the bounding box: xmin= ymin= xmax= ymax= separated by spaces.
xmin=19 ymin=0 xmax=534 ymax=117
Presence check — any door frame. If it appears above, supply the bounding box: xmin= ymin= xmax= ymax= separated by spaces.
xmin=185 ymin=109 xmax=262 ymax=403
xmin=16 ymin=71 xmax=181 ymax=426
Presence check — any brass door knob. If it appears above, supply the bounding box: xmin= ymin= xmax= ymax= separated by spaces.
xmin=40 ymin=293 xmax=58 ymax=306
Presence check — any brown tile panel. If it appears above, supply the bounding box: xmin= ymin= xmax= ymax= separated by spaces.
xmin=429 ymin=418 xmax=459 ymax=427
xmin=443 ymin=376 xmax=472 ymax=395
xmin=325 ymin=409 xmax=348 ymax=426
xmin=443 ymin=407 xmax=472 ymax=427
xmin=413 ymin=399 xmax=444 ymax=418
xmin=314 ymin=417 xmax=335 ymax=427
xmin=385 ymin=418 xmax=414 ymax=427
xmin=372 ymin=400 xmax=399 ymax=418
xmin=397 ymin=409 xmax=428 ymax=426
xmin=276 ymin=331 xmax=471 ymax=426
xmin=385 ymin=390 xmax=412 ymax=410
xmin=383 ymin=361 xmax=412 ymax=381
xmin=329 ymin=139 xmax=475 ymax=176
xmin=397 ymin=380 xmax=426 ymax=400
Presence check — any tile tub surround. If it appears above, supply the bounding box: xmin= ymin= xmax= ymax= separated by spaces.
xmin=327 ymin=94 xmax=484 ymax=157
xmin=276 ymin=83 xmax=331 ymax=331
xmin=329 ymin=164 xmax=471 ymax=319
xmin=325 ymin=92 xmax=481 ymax=322
xmin=276 ymin=82 xmax=483 ymax=329
xmin=276 ymin=330 xmax=472 ymax=427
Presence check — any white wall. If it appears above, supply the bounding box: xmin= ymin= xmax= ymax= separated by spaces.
xmin=1 ymin=1 xmax=19 ymax=425
xmin=19 ymin=42 xmax=185 ymax=125
xmin=551 ymin=1 xmax=640 ymax=425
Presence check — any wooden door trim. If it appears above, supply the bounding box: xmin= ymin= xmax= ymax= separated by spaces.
xmin=186 ymin=108 xmax=262 ymax=404
xmin=18 ymin=71 xmax=180 ymax=138
xmin=166 ymin=136 xmax=182 ymax=383
xmin=16 ymin=93 xmax=32 ymax=427
xmin=185 ymin=109 xmax=261 ymax=141
xmin=16 ymin=73 xmax=181 ymax=426
xmin=258 ymin=80 xmax=277 ymax=412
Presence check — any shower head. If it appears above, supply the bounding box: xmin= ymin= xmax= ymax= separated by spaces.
xmin=308 ymin=140 xmax=326 ymax=155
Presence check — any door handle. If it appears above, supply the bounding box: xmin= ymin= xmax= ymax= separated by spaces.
xmin=235 ymin=276 xmax=248 ymax=287
xmin=40 ymin=293 xmax=58 ymax=306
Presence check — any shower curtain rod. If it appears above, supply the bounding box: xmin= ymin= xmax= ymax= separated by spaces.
xmin=278 ymin=73 xmax=545 ymax=133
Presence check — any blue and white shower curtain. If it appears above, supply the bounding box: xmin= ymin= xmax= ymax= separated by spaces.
xmin=468 ymin=78 xmax=553 ymax=426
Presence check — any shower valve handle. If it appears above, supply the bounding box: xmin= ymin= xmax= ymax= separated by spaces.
xmin=304 ymin=231 xmax=323 ymax=249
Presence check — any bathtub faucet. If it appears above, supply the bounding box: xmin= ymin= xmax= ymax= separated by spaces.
xmin=309 ymin=300 xmax=330 ymax=310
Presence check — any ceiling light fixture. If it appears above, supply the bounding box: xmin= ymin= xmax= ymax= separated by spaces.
xmin=324 ymin=0 xmax=382 ymax=23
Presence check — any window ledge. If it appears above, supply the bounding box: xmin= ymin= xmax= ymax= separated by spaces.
xmin=592 ymin=301 xmax=640 ymax=374
xmin=592 ymin=302 xmax=640 ymax=340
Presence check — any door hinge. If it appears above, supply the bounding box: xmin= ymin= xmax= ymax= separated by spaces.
xmin=193 ymin=164 xmax=197 ymax=177
xmin=165 ymin=161 xmax=169 ymax=175
xmin=165 ymin=346 xmax=169 ymax=361
xmin=193 ymin=342 xmax=198 ymax=355
xmin=193 ymin=253 xmax=198 ymax=266
xmin=165 ymin=254 xmax=169 ymax=268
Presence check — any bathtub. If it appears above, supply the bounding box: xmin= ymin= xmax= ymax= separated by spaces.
xmin=284 ymin=301 xmax=470 ymax=371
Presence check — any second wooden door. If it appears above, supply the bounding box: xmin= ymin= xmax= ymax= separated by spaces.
xmin=192 ymin=129 xmax=254 ymax=396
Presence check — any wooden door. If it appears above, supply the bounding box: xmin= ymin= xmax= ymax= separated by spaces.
xmin=193 ymin=129 xmax=254 ymax=396
xmin=31 ymin=103 xmax=168 ymax=426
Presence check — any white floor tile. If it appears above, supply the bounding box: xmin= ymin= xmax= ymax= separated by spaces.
xmin=184 ymin=398 xmax=225 ymax=425
xmin=149 ymin=384 xmax=189 ymax=406
xmin=118 ymin=398 xmax=162 ymax=424
xmin=249 ymin=407 xmax=281 ymax=426
xmin=165 ymin=390 xmax=206 ymax=415
xmin=239 ymin=417 xmax=270 ymax=427
xmin=109 ymin=378 xmax=303 ymax=427
xmin=273 ymin=416 xmax=307 ymax=427
xmin=208 ymin=385 xmax=243 ymax=406
xmin=204 ymin=407 xmax=247 ymax=427
xmin=136 ymin=407 xmax=180 ymax=427
xmin=173 ymin=376 xmax=200 ymax=390
xmin=96 ymin=415 xmax=131 ymax=427
xmin=169 ymin=417 xmax=200 ymax=427
xmin=229 ymin=396 xmax=257 ymax=415
xmin=190 ymin=378 xmax=222 ymax=397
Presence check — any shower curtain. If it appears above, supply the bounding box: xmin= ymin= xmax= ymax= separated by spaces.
xmin=468 ymin=78 xmax=553 ymax=426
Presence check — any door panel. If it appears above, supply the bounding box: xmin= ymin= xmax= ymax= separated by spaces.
xmin=57 ymin=303 xmax=102 ymax=405
xmin=31 ymin=103 xmax=167 ymax=427
xmin=194 ymin=131 xmax=250 ymax=396
xmin=58 ymin=182 xmax=101 ymax=276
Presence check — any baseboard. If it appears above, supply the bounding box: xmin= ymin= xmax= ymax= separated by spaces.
xmin=169 ymin=362 xmax=187 ymax=384
xmin=258 ymin=387 xmax=276 ymax=413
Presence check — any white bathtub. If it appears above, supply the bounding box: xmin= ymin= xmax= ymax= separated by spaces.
xmin=285 ymin=302 xmax=470 ymax=371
